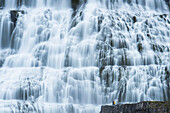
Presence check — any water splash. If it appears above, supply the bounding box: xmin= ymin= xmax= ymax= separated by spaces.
xmin=0 ymin=0 xmax=169 ymax=113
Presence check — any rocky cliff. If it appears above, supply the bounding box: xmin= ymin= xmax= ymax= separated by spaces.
xmin=100 ymin=101 xmax=170 ymax=113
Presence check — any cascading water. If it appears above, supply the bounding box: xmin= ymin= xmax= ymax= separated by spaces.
xmin=0 ymin=0 xmax=169 ymax=113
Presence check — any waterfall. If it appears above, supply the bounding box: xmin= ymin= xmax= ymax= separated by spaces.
xmin=4 ymin=0 xmax=71 ymax=9
xmin=0 ymin=0 xmax=169 ymax=113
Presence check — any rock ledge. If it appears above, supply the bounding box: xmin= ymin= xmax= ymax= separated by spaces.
xmin=100 ymin=101 xmax=170 ymax=113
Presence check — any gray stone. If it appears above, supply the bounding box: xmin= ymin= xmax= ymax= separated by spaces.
xmin=100 ymin=101 xmax=170 ymax=113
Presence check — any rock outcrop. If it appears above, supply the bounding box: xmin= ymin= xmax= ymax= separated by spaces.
xmin=10 ymin=10 xmax=25 ymax=27
xmin=100 ymin=101 xmax=170 ymax=113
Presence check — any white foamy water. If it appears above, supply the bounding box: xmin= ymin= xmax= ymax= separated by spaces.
xmin=0 ymin=0 xmax=169 ymax=113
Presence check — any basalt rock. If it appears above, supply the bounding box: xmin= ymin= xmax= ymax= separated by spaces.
xmin=100 ymin=101 xmax=170 ymax=113
xmin=10 ymin=10 xmax=25 ymax=27
xmin=71 ymin=0 xmax=87 ymax=11
xmin=0 ymin=0 xmax=5 ymax=9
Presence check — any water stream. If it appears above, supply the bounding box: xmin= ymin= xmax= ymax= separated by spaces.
xmin=0 ymin=0 xmax=169 ymax=113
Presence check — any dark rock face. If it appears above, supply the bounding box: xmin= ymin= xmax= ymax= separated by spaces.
xmin=100 ymin=101 xmax=170 ymax=113
xmin=71 ymin=0 xmax=87 ymax=11
xmin=71 ymin=0 xmax=80 ymax=10
xmin=10 ymin=10 xmax=25 ymax=27
xmin=164 ymin=0 xmax=170 ymax=10
xmin=0 ymin=0 xmax=5 ymax=8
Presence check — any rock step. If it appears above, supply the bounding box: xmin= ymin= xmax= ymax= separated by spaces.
xmin=100 ymin=101 xmax=170 ymax=113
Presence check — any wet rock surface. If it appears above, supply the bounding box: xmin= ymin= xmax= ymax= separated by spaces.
xmin=100 ymin=101 xmax=170 ymax=113
xmin=10 ymin=10 xmax=25 ymax=27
